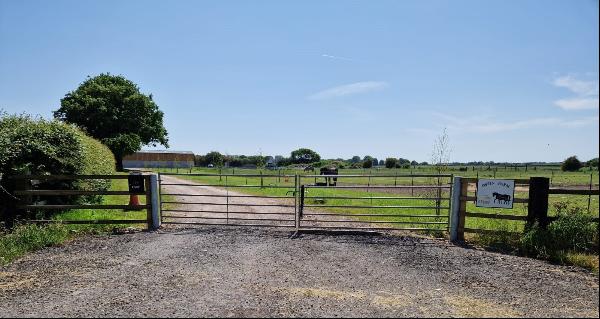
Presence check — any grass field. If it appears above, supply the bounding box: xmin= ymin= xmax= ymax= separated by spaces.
xmin=159 ymin=165 xmax=598 ymax=186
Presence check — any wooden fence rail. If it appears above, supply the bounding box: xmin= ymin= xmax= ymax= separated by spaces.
xmin=3 ymin=174 xmax=157 ymax=229
xmin=452 ymin=177 xmax=599 ymax=240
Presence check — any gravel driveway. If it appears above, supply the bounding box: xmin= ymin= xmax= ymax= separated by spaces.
xmin=0 ymin=226 xmax=598 ymax=318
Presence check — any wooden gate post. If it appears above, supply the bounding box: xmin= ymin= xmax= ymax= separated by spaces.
xmin=527 ymin=177 xmax=550 ymax=229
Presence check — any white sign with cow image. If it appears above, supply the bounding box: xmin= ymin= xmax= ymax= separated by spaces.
xmin=476 ymin=179 xmax=515 ymax=209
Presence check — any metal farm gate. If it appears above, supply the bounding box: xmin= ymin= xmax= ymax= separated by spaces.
xmin=158 ymin=172 xmax=452 ymax=232
xmin=159 ymin=173 xmax=298 ymax=228
xmin=297 ymin=174 xmax=452 ymax=231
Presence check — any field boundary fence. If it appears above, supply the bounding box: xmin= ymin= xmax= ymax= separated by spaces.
xmin=449 ymin=177 xmax=600 ymax=241
xmin=2 ymin=174 xmax=160 ymax=229
xmin=2 ymin=172 xmax=597 ymax=241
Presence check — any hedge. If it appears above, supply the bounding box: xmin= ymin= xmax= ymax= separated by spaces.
xmin=0 ymin=113 xmax=116 ymax=219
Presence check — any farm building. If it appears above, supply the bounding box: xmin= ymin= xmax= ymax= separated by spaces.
xmin=122 ymin=151 xmax=195 ymax=168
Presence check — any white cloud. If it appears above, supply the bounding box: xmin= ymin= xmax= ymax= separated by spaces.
xmin=554 ymin=97 xmax=599 ymax=110
xmin=553 ymin=75 xmax=599 ymax=96
xmin=308 ymin=81 xmax=389 ymax=100
xmin=430 ymin=112 xmax=598 ymax=134
xmin=321 ymin=54 xmax=354 ymax=62
xmin=559 ymin=116 xmax=600 ymax=127
xmin=553 ymin=75 xmax=599 ymax=111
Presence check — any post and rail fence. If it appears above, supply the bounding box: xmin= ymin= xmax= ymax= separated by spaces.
xmin=2 ymin=172 xmax=597 ymax=242
xmin=450 ymin=176 xmax=599 ymax=242
xmin=2 ymin=174 xmax=161 ymax=230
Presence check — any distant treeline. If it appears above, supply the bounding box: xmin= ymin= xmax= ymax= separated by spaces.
xmin=193 ymin=149 xmax=598 ymax=171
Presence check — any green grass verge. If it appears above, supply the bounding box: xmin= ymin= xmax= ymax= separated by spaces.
xmin=0 ymin=223 xmax=70 ymax=265
xmin=564 ymin=253 xmax=599 ymax=274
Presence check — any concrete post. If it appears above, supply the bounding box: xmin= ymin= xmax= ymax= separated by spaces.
xmin=149 ymin=174 xmax=161 ymax=230
xmin=449 ymin=176 xmax=462 ymax=242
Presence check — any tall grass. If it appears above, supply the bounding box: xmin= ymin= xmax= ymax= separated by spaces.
xmin=0 ymin=223 xmax=70 ymax=265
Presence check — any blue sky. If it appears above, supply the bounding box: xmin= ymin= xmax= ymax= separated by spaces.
xmin=1 ymin=0 xmax=598 ymax=162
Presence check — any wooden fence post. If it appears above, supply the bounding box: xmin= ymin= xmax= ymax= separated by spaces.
xmin=588 ymin=173 xmax=593 ymax=214
xmin=15 ymin=177 xmax=30 ymax=224
xmin=1 ymin=177 xmax=19 ymax=229
xmin=527 ymin=177 xmax=550 ymax=229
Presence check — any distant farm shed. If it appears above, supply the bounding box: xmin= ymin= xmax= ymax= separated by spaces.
xmin=122 ymin=151 xmax=195 ymax=168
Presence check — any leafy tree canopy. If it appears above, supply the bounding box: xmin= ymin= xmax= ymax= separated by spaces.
xmin=385 ymin=158 xmax=398 ymax=169
xmin=53 ymin=73 xmax=168 ymax=170
xmin=205 ymin=151 xmax=224 ymax=167
xmin=290 ymin=148 xmax=321 ymax=164
xmin=561 ymin=156 xmax=583 ymax=172
xmin=350 ymin=156 xmax=361 ymax=164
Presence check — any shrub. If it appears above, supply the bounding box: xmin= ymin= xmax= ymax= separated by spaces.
xmin=0 ymin=113 xmax=116 ymax=219
xmin=520 ymin=204 xmax=598 ymax=259
xmin=74 ymin=129 xmax=116 ymax=202
xmin=561 ymin=156 xmax=583 ymax=172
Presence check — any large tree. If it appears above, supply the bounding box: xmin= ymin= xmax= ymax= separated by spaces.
xmin=561 ymin=156 xmax=583 ymax=172
xmin=290 ymin=148 xmax=321 ymax=164
xmin=350 ymin=156 xmax=361 ymax=164
xmin=385 ymin=158 xmax=398 ymax=169
xmin=205 ymin=151 xmax=224 ymax=167
xmin=53 ymin=74 xmax=168 ymax=170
